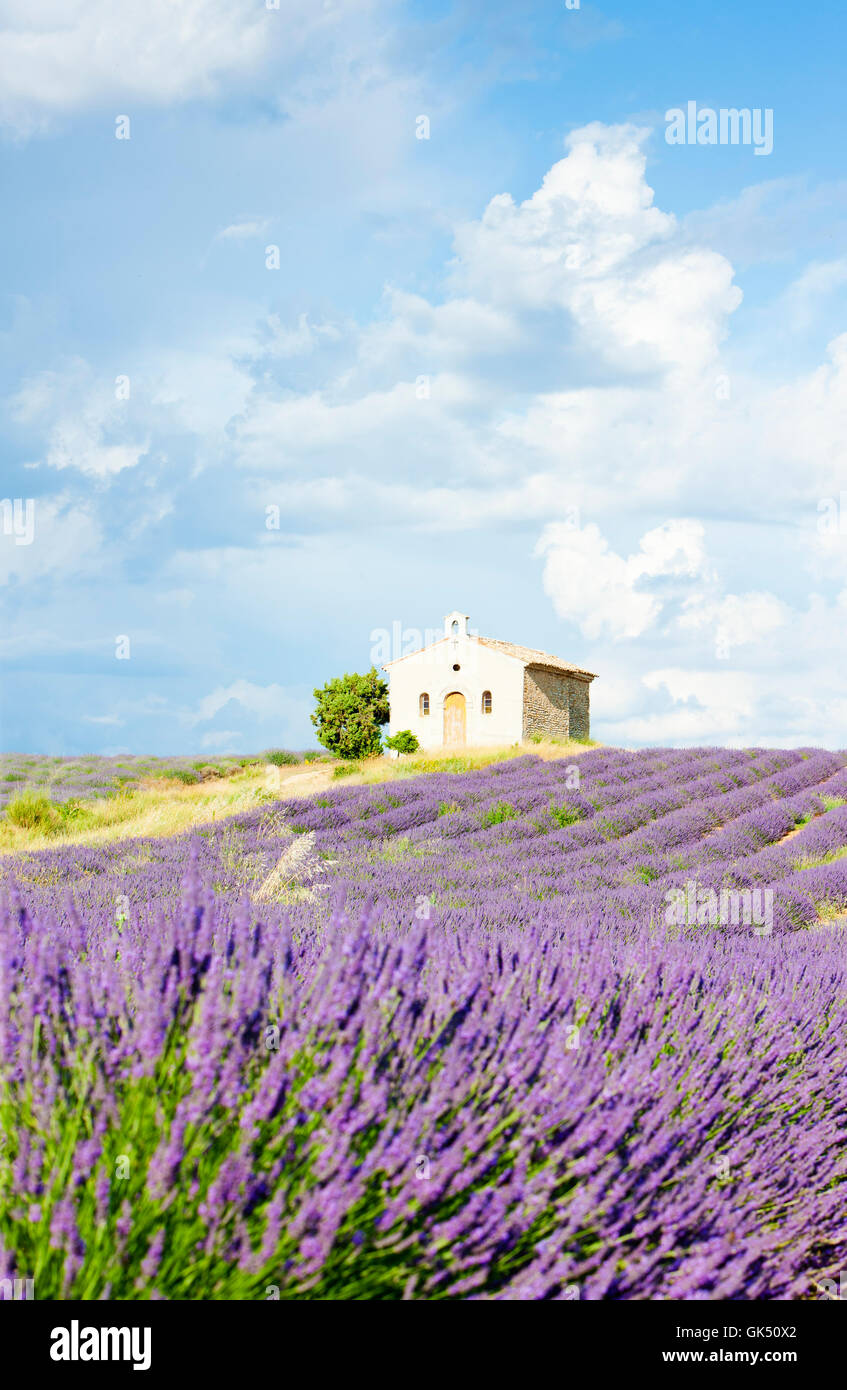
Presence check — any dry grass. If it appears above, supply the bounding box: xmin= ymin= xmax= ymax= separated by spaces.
xmin=0 ymin=764 xmax=326 ymax=856
xmin=0 ymin=740 xmax=600 ymax=856
xmin=334 ymin=738 xmax=599 ymax=786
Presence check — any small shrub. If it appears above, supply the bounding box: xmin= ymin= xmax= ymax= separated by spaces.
xmin=333 ymin=763 xmax=360 ymax=779
xmin=3 ymin=773 xmax=24 ymax=782
xmin=480 ymin=800 xmax=519 ymax=827
xmin=162 ymin=769 xmax=199 ymax=785
xmin=265 ymin=750 xmax=300 ymax=767
xmin=549 ymin=803 xmax=581 ymax=828
xmin=384 ymin=730 xmax=420 ymax=755
xmin=5 ymin=791 xmax=60 ymax=832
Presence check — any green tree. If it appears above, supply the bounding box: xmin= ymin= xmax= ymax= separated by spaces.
xmin=311 ymin=668 xmax=390 ymax=759
xmin=384 ymin=729 xmax=419 ymax=755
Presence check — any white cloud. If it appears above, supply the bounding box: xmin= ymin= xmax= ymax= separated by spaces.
xmin=450 ymin=123 xmax=741 ymax=375
xmin=0 ymin=0 xmax=270 ymax=133
xmin=0 ymin=495 xmax=101 ymax=585
xmin=9 ymin=360 xmax=150 ymax=476
xmin=0 ymin=0 xmax=411 ymax=138
xmin=678 ymin=591 xmax=788 ymax=652
xmin=215 ymin=220 xmax=271 ymax=242
xmin=253 ymin=313 xmax=345 ymax=360
xmin=8 ymin=118 xmax=847 ymax=746
xmin=536 ymin=519 xmax=709 ymax=640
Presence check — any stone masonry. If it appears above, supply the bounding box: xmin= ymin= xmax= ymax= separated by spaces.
xmin=566 ymin=675 xmax=591 ymax=741
xmin=522 ymin=667 xmax=591 ymax=741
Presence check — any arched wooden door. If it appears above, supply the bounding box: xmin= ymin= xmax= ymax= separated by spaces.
xmin=443 ymin=691 xmax=466 ymax=746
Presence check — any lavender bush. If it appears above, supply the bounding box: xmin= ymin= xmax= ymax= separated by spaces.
xmin=1 ymin=746 xmax=846 ymax=1299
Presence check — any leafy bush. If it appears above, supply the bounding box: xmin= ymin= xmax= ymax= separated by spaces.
xmin=384 ymin=730 xmax=420 ymax=755
xmin=265 ymin=750 xmax=300 ymax=767
xmin=333 ymin=763 xmax=360 ymax=778
xmin=5 ymin=791 xmax=59 ymax=832
xmin=549 ymin=802 xmax=581 ymax=827
xmin=480 ymin=800 xmax=519 ymax=827
xmin=161 ymin=769 xmax=199 ymax=785
xmin=311 ymin=669 xmax=389 ymax=760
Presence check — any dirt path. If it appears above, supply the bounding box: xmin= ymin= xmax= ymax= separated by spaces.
xmin=272 ymin=766 xmax=335 ymax=797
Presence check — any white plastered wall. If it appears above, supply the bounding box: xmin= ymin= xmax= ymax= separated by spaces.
xmin=385 ymin=623 xmax=525 ymax=750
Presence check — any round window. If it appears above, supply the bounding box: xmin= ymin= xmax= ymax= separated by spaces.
xmin=452 ymin=663 xmax=460 ymax=671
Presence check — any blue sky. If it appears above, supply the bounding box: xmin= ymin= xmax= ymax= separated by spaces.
xmin=2 ymin=0 xmax=847 ymax=753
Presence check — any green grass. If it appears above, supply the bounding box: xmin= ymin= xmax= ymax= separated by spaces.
xmin=5 ymin=791 xmax=60 ymax=832
xmin=480 ymin=800 xmax=520 ymax=827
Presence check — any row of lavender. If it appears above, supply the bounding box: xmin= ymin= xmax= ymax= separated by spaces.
xmin=16 ymin=745 xmax=846 ymax=937
xmin=1 ymin=746 xmax=846 ymax=1299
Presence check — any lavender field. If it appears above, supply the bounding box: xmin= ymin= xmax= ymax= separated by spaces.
xmin=0 ymin=753 xmax=250 ymax=812
xmin=2 ymin=745 xmax=847 ymax=1300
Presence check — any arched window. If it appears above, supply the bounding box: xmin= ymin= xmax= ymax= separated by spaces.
xmin=482 ymin=690 xmax=492 ymax=714
xmin=419 ymin=693 xmax=430 ymax=716
xmin=451 ymin=620 xmax=459 ymax=636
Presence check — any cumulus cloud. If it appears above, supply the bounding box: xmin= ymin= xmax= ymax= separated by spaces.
xmin=8 ymin=117 xmax=847 ymax=745
xmin=679 ymin=591 xmax=789 ymax=654
xmin=0 ymin=0 xmax=272 ymax=132
xmin=450 ymin=123 xmax=741 ymax=375
xmin=9 ymin=360 xmax=150 ymax=477
xmin=0 ymin=0 xmax=416 ymax=139
xmin=536 ymin=519 xmax=709 ymax=640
